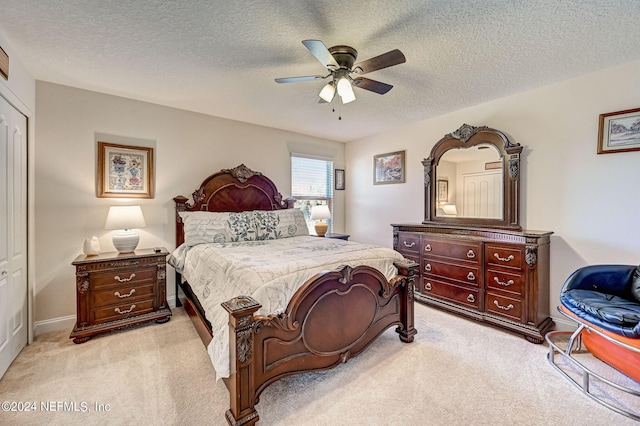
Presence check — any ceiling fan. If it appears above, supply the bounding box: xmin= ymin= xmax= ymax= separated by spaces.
xmin=275 ymin=40 xmax=406 ymax=105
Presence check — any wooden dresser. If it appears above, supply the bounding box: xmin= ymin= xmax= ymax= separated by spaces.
xmin=393 ymin=224 xmax=553 ymax=343
xmin=70 ymin=248 xmax=172 ymax=343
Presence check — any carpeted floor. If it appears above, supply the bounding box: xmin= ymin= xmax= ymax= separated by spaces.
xmin=0 ymin=303 xmax=637 ymax=425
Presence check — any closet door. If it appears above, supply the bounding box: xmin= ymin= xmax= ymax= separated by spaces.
xmin=0 ymin=94 xmax=28 ymax=379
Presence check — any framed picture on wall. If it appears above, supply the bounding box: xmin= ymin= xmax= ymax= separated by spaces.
xmin=97 ymin=142 xmax=154 ymax=198
xmin=597 ymin=107 xmax=640 ymax=154
xmin=373 ymin=150 xmax=405 ymax=185
xmin=437 ymin=179 xmax=448 ymax=202
xmin=335 ymin=169 xmax=345 ymax=190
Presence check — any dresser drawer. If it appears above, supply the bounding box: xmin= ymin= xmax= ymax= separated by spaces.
xmin=485 ymin=268 xmax=524 ymax=296
xmin=485 ymin=244 xmax=524 ymax=270
xmin=485 ymin=291 xmax=523 ymax=322
xmin=422 ymin=277 xmax=480 ymax=310
xmin=91 ymin=266 xmax=156 ymax=289
xmin=91 ymin=299 xmax=156 ymax=324
xmin=397 ymin=233 xmax=420 ymax=255
xmin=92 ymin=283 xmax=155 ymax=307
xmin=423 ymin=258 xmax=480 ymax=287
xmin=423 ymin=238 xmax=480 ymax=263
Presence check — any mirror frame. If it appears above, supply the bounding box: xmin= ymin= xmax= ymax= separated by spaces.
xmin=423 ymin=124 xmax=523 ymax=230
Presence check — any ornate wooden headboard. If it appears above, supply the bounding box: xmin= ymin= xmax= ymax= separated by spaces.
xmin=173 ymin=164 xmax=295 ymax=247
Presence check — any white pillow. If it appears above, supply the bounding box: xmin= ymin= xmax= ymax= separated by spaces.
xmin=254 ymin=209 xmax=309 ymax=240
xmin=179 ymin=211 xmax=233 ymax=245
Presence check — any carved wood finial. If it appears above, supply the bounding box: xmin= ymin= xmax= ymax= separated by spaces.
xmin=446 ymin=123 xmax=489 ymax=142
xmin=222 ymin=164 xmax=262 ymax=183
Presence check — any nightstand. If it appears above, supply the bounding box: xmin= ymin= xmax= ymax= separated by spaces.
xmin=70 ymin=248 xmax=172 ymax=344
xmin=324 ymin=233 xmax=350 ymax=241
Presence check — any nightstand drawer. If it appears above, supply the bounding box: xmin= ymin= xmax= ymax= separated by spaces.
xmin=91 ymin=299 xmax=156 ymax=324
xmin=92 ymin=266 xmax=156 ymax=289
xmin=92 ymin=283 xmax=155 ymax=307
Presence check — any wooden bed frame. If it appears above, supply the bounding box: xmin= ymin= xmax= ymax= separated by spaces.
xmin=172 ymin=164 xmax=418 ymax=425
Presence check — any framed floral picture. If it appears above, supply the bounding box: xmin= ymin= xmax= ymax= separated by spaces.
xmin=335 ymin=169 xmax=345 ymax=190
xmin=597 ymin=107 xmax=640 ymax=154
xmin=97 ymin=142 xmax=154 ymax=198
xmin=373 ymin=150 xmax=405 ymax=185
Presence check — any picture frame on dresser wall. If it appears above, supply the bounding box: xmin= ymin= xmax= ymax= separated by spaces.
xmin=97 ymin=142 xmax=154 ymax=198
xmin=335 ymin=168 xmax=345 ymax=190
xmin=374 ymin=150 xmax=405 ymax=185
xmin=597 ymin=107 xmax=640 ymax=154
xmin=436 ymin=179 xmax=448 ymax=202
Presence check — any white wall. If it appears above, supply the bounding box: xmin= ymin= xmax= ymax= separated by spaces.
xmin=34 ymin=82 xmax=345 ymax=331
xmin=346 ymin=59 xmax=640 ymax=330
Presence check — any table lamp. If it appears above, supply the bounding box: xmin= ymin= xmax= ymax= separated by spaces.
xmin=105 ymin=205 xmax=146 ymax=253
xmin=310 ymin=205 xmax=331 ymax=237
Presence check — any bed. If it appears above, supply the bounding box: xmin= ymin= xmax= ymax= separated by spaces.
xmin=170 ymin=164 xmax=418 ymax=425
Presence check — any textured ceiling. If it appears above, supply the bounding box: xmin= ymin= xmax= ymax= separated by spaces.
xmin=1 ymin=1 xmax=639 ymax=142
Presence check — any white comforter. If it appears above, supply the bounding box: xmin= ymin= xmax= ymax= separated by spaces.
xmin=169 ymin=236 xmax=404 ymax=379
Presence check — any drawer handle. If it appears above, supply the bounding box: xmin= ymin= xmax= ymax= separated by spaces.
xmin=424 ymin=263 xmax=432 ymax=272
xmin=467 ymin=294 xmax=475 ymax=303
xmin=467 ymin=272 xmax=476 ymax=281
xmin=493 ymin=300 xmax=514 ymax=311
xmin=114 ymin=305 xmax=136 ymax=315
xmin=494 ymin=277 xmax=515 ymax=287
xmin=494 ymin=253 xmax=515 ymax=262
xmin=424 ymin=244 xmax=432 ymax=252
xmin=467 ymin=250 xmax=476 ymax=259
xmin=424 ymin=282 xmax=432 ymax=291
xmin=114 ymin=273 xmax=136 ymax=282
xmin=114 ymin=289 xmax=136 ymax=298
xmin=403 ymin=241 xmax=416 ymax=248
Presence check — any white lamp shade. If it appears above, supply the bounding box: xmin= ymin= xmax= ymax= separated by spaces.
xmin=105 ymin=206 xmax=146 ymax=253
xmin=337 ymin=76 xmax=356 ymax=104
xmin=105 ymin=206 xmax=146 ymax=230
xmin=310 ymin=205 xmax=331 ymax=220
xmin=319 ymin=81 xmax=336 ymax=102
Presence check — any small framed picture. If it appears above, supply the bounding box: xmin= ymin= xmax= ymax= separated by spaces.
xmin=335 ymin=169 xmax=345 ymax=190
xmin=597 ymin=107 xmax=640 ymax=154
xmin=437 ymin=179 xmax=448 ymax=202
xmin=97 ymin=142 xmax=154 ymax=198
xmin=374 ymin=150 xmax=405 ymax=185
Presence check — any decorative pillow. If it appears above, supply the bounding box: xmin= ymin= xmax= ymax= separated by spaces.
xmin=631 ymin=265 xmax=640 ymax=303
xmin=179 ymin=211 xmax=233 ymax=245
xmin=227 ymin=212 xmax=257 ymax=241
xmin=254 ymin=209 xmax=309 ymax=240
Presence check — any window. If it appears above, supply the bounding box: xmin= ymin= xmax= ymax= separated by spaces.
xmin=291 ymin=155 xmax=334 ymax=234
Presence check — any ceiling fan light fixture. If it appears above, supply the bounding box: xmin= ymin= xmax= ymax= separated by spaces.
xmin=337 ymin=76 xmax=355 ymax=104
xmin=319 ymin=81 xmax=336 ymax=102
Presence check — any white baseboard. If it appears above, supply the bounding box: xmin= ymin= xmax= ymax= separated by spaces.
xmin=33 ymin=296 xmax=179 ymax=337
xmin=34 ymin=315 xmax=76 ymax=336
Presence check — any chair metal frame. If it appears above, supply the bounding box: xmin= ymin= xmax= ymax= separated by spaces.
xmin=546 ymin=307 xmax=640 ymax=421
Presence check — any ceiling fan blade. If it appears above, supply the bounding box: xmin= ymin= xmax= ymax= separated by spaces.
xmin=352 ymin=77 xmax=393 ymax=94
xmin=275 ymin=75 xmax=325 ymax=83
xmin=302 ymin=39 xmax=339 ymax=69
xmin=352 ymin=49 xmax=406 ymax=75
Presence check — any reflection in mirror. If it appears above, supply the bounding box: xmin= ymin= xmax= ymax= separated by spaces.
xmin=435 ymin=144 xmax=503 ymax=219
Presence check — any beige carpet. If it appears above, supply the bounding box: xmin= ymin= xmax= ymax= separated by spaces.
xmin=1 ymin=303 xmax=638 ymax=426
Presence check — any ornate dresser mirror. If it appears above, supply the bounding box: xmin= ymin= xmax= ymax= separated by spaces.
xmin=422 ymin=124 xmax=523 ymax=230
xmin=392 ymin=124 xmax=553 ymax=343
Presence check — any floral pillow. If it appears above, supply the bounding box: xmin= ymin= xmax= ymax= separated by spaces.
xmin=254 ymin=209 xmax=309 ymax=240
xmin=179 ymin=211 xmax=233 ymax=245
xmin=227 ymin=212 xmax=258 ymax=241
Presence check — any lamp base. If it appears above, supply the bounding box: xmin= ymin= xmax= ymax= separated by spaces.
xmin=315 ymin=222 xmax=328 ymax=237
xmin=112 ymin=230 xmax=140 ymax=253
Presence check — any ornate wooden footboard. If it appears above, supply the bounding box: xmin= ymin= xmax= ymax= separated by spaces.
xmin=222 ymin=261 xmax=417 ymax=425
xmin=172 ymin=164 xmax=417 ymax=424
